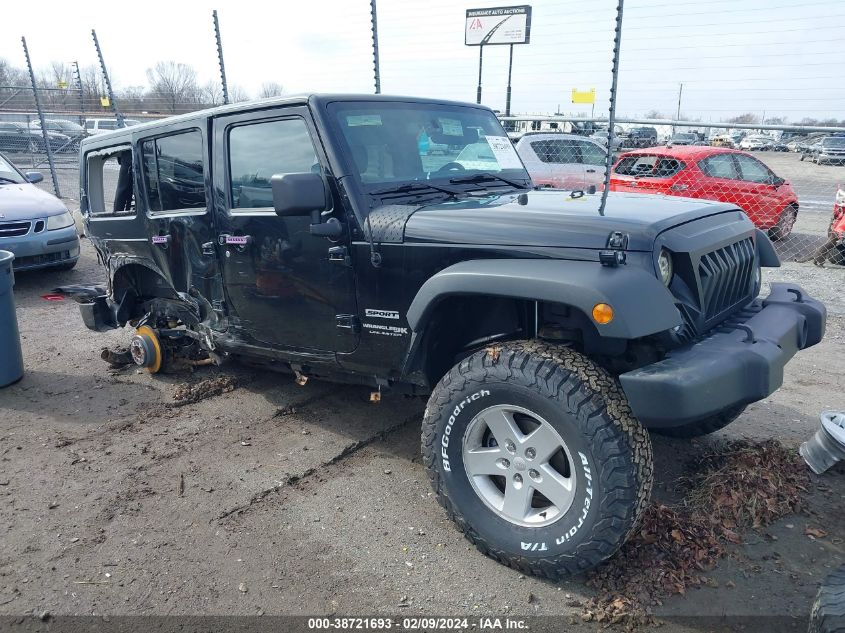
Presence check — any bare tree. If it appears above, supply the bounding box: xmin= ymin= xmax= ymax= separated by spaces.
xmin=644 ymin=109 xmax=669 ymax=120
xmin=0 ymin=58 xmax=32 ymax=111
xmin=79 ymin=64 xmax=105 ymax=113
xmin=229 ymin=84 xmax=251 ymax=103
xmin=726 ymin=113 xmax=760 ymax=124
xmin=199 ymin=80 xmax=224 ymax=107
xmin=145 ymin=61 xmax=200 ymax=113
xmin=258 ymin=82 xmax=285 ymax=99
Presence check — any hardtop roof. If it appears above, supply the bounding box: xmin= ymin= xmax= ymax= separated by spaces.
xmin=79 ymin=93 xmax=495 ymax=152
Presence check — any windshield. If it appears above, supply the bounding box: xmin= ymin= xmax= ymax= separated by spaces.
xmin=0 ymin=154 xmax=25 ymax=184
xmin=822 ymin=137 xmax=845 ymax=148
xmin=328 ymin=102 xmax=530 ymax=189
xmin=672 ymin=133 xmax=696 ymax=141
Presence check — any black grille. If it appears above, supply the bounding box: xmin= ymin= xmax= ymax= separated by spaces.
xmin=0 ymin=221 xmax=31 ymax=238
xmin=698 ymin=237 xmax=755 ymax=320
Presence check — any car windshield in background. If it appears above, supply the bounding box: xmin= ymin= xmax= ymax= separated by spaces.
xmin=671 ymin=134 xmax=696 ymax=142
xmin=0 ymin=154 xmax=24 ymax=184
xmin=614 ymin=155 xmax=685 ymax=177
xmin=822 ymin=137 xmax=845 ymax=147
xmin=328 ymin=102 xmax=530 ymax=188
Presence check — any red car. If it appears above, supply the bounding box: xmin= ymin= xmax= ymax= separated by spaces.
xmin=609 ymin=146 xmax=798 ymax=240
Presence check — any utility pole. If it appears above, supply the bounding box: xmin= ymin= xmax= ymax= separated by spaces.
xmin=91 ymin=29 xmax=124 ymax=127
xmin=674 ymin=82 xmax=683 ymax=134
xmin=21 ymin=37 xmax=61 ymax=198
xmin=598 ymin=0 xmax=624 ymax=217
xmin=504 ymin=44 xmax=514 ymax=116
xmin=370 ymin=0 xmax=381 ymax=94
xmin=476 ymin=45 xmax=484 ymax=104
xmin=213 ymin=10 xmax=230 ymax=105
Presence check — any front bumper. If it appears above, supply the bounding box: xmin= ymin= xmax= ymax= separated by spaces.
xmin=620 ymin=283 xmax=826 ymax=427
xmin=1 ymin=225 xmax=80 ymax=271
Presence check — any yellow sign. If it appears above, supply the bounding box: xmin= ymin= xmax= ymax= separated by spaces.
xmin=571 ymin=88 xmax=595 ymax=104
xmin=100 ymin=96 xmax=110 ymax=107
xmin=57 ymin=80 xmax=68 ymax=89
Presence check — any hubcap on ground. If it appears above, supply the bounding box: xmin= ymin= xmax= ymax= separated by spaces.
xmin=462 ymin=404 xmax=577 ymax=527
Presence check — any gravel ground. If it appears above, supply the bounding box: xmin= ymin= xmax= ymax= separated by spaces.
xmin=0 ymin=240 xmax=843 ymax=632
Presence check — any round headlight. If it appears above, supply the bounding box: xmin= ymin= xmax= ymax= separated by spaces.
xmin=657 ymin=249 xmax=673 ymax=286
xmin=46 ymin=211 xmax=73 ymax=231
xmin=753 ymin=264 xmax=762 ymax=296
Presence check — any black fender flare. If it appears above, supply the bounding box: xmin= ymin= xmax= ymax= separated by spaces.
xmin=406 ymin=259 xmax=681 ymax=340
xmin=755 ymin=228 xmax=781 ymax=267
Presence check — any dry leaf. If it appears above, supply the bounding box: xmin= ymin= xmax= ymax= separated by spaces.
xmin=804 ymin=527 xmax=827 ymax=539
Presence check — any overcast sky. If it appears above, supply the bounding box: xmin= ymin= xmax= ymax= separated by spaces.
xmin=1 ymin=0 xmax=843 ymax=121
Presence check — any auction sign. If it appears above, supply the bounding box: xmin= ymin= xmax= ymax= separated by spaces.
xmin=465 ymin=5 xmax=532 ymax=46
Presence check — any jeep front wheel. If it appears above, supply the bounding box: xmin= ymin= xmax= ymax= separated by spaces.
xmin=421 ymin=342 xmax=653 ymax=579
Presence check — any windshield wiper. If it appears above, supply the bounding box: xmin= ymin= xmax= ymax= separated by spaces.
xmin=0 ymin=177 xmax=21 ymax=185
xmin=449 ymin=172 xmax=528 ymax=189
xmin=371 ymin=181 xmax=462 ymax=198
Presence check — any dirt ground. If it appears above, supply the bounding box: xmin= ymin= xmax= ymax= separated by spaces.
xmin=1 ymin=240 xmax=844 ymax=632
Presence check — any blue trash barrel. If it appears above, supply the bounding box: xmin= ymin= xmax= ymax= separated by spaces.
xmin=0 ymin=250 xmax=24 ymax=387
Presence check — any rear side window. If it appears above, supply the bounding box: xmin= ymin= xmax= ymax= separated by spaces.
xmin=734 ymin=154 xmax=772 ymax=184
xmin=578 ymin=141 xmax=606 ymax=166
xmin=529 ymin=139 xmax=580 ymax=164
xmin=85 ymin=147 xmax=135 ymax=217
xmin=699 ymin=154 xmax=738 ymax=179
xmin=228 ymin=118 xmax=319 ymax=210
xmin=141 ymin=130 xmax=206 ymax=213
xmin=614 ymin=155 xmax=684 ymax=177
xmin=98 ymin=120 xmax=117 ymax=130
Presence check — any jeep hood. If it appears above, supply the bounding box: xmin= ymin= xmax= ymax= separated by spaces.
xmin=401 ymin=190 xmax=744 ymax=251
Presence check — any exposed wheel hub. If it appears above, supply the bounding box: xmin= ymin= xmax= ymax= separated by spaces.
xmin=129 ymin=326 xmax=163 ymax=373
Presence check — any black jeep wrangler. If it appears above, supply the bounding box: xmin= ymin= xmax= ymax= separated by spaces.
xmin=77 ymin=95 xmax=826 ymax=578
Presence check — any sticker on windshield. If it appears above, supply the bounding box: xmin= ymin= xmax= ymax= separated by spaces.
xmin=485 ymin=136 xmax=522 ymax=169
xmin=346 ymin=114 xmax=382 ymax=127
xmin=438 ymin=118 xmax=463 ymax=136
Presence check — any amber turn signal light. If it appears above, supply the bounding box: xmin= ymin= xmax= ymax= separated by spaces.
xmin=592 ymin=303 xmax=614 ymax=324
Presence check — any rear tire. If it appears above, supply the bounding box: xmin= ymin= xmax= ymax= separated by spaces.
xmin=650 ymin=405 xmax=746 ymax=438
xmin=769 ymin=205 xmax=798 ymax=241
xmin=421 ymin=341 xmax=653 ymax=579
xmin=809 ymin=565 xmax=845 ymax=633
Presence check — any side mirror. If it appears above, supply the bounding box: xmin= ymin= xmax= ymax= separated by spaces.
xmin=25 ymin=171 xmax=43 ymax=184
xmin=270 ymin=172 xmax=327 ymax=217
xmin=771 ymin=176 xmax=785 ymax=187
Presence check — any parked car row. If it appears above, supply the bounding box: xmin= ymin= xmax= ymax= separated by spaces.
xmin=0 ymin=118 xmax=142 ymax=154
xmin=800 ymin=136 xmax=845 ymax=165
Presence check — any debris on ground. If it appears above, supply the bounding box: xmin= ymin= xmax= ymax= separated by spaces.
xmin=100 ymin=347 xmax=133 ymax=368
xmin=685 ymin=439 xmax=808 ymax=532
xmin=171 ymin=375 xmax=236 ymax=406
xmin=582 ymin=439 xmax=809 ymax=628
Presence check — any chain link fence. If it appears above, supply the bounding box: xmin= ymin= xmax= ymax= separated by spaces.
xmin=2 ymin=2 xmax=844 ymax=272
xmin=502 ymin=117 xmax=845 ymax=266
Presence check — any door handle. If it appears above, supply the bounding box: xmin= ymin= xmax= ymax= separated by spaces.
xmin=218 ymin=234 xmax=252 ymax=252
xmin=586 ymin=169 xmax=597 ymax=173
xmin=219 ymin=234 xmax=253 ymax=246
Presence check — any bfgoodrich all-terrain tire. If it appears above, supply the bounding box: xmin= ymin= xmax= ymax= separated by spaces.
xmin=421 ymin=341 xmax=653 ymax=579
xmin=650 ymin=405 xmax=747 ymax=439
xmin=809 ymin=565 xmax=845 ymax=633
